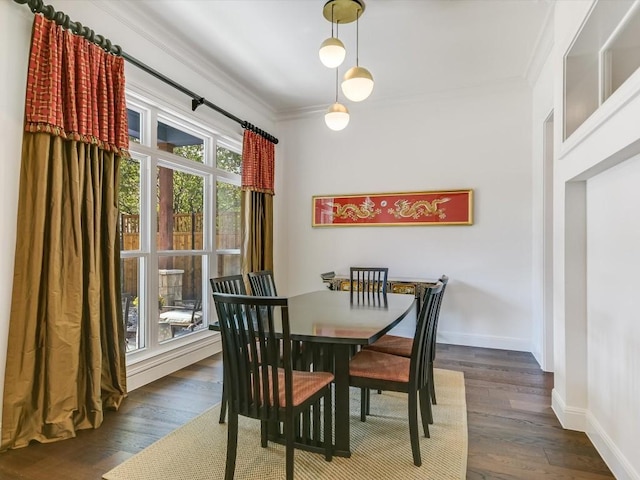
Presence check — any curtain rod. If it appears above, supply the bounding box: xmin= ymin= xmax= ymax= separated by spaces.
xmin=13 ymin=0 xmax=279 ymax=145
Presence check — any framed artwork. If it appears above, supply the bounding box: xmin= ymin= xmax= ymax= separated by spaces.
xmin=312 ymin=189 xmax=473 ymax=227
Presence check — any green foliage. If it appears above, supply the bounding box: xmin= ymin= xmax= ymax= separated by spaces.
xmin=119 ymin=157 xmax=140 ymax=215
xmin=216 ymin=145 xmax=242 ymax=175
xmin=215 ymin=146 xmax=242 ymax=217
xmin=217 ymin=181 xmax=240 ymax=214
xmin=119 ymin=143 xmax=242 ymax=216
xmin=173 ymin=144 xmax=204 ymax=164
xmin=172 ymin=170 xmax=204 ymax=213
xmin=171 ymin=144 xmax=204 ymax=214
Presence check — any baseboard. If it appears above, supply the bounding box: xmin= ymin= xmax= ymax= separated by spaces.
xmin=126 ymin=334 xmax=222 ymax=391
xmin=551 ymin=388 xmax=587 ymax=431
xmin=586 ymin=411 xmax=640 ymax=480
xmin=438 ymin=330 xmax=532 ymax=352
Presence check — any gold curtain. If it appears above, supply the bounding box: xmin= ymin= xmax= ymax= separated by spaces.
xmin=240 ymin=130 xmax=275 ymax=277
xmin=241 ymin=191 xmax=274 ymax=276
xmin=1 ymin=14 xmax=128 ymax=450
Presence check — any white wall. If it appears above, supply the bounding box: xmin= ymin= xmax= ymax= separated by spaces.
xmin=277 ymin=81 xmax=535 ymax=352
xmin=0 ymin=0 xmax=279 ymax=430
xmin=550 ymin=1 xmax=640 ymax=478
xmin=587 ymin=155 xmax=640 ymax=478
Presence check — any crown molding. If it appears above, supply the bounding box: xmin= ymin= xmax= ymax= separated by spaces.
xmin=276 ymin=76 xmax=531 ymax=122
xmin=524 ymin=2 xmax=556 ymax=87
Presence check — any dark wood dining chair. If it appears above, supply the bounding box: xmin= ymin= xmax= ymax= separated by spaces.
xmin=212 ymin=292 xmax=333 ymax=480
xmin=349 ymin=267 xmax=388 ymax=303
xmin=209 ymin=275 xmax=248 ymax=424
xmin=248 ymin=270 xmax=278 ymax=296
xmin=363 ymin=275 xmax=449 ymax=404
xmin=427 ymin=274 xmax=448 ymax=404
xmin=349 ymin=281 xmax=443 ymax=467
xmin=210 ymin=274 xmax=247 ymax=296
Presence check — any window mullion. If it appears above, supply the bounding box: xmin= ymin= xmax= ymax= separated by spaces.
xmin=146 ymin=151 xmax=161 ymax=349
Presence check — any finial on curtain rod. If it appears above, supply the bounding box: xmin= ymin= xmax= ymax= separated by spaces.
xmin=15 ymin=0 xmax=123 ymax=55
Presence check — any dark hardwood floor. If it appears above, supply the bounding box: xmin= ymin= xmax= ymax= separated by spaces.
xmin=437 ymin=345 xmax=613 ymax=479
xmin=0 ymin=344 xmax=613 ymax=479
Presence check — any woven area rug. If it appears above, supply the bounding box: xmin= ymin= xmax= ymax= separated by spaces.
xmin=103 ymin=368 xmax=466 ymax=480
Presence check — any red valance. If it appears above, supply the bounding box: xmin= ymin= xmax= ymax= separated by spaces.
xmin=241 ymin=130 xmax=275 ymax=195
xmin=24 ymin=14 xmax=129 ymax=157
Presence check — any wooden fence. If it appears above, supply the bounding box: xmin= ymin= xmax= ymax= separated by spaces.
xmin=120 ymin=212 xmax=240 ymax=300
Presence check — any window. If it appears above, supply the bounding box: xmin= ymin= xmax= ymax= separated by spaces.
xmin=157 ymin=119 xmax=204 ymax=162
xmin=216 ymin=145 xmax=242 ymax=277
xmin=127 ymin=108 xmax=142 ymax=144
xmin=120 ymin=97 xmax=242 ymax=354
xmin=119 ymin=153 xmax=143 ymax=350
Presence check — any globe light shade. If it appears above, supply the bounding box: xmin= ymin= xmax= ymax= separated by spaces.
xmin=319 ymin=37 xmax=346 ymax=68
xmin=341 ymin=66 xmax=374 ymax=102
xmin=325 ymin=102 xmax=350 ymax=131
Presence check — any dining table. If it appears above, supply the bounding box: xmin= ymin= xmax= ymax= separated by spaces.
xmin=211 ymin=289 xmax=416 ymax=458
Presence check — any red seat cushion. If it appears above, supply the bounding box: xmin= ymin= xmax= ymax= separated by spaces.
xmin=364 ymin=334 xmax=412 ymax=357
xmin=287 ymin=370 xmax=334 ymax=406
xmin=349 ymin=349 xmax=410 ymax=383
xmin=256 ymin=368 xmax=334 ymax=407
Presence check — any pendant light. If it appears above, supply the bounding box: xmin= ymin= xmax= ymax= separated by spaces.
xmin=341 ymin=5 xmax=374 ymax=102
xmin=319 ymin=4 xmax=345 ymax=68
xmin=325 ymin=68 xmax=350 ymax=131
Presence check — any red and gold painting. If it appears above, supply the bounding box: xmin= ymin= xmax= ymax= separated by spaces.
xmin=312 ymin=190 xmax=473 ymax=226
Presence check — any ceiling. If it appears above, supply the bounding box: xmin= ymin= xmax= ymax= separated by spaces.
xmin=115 ymin=0 xmax=553 ymax=116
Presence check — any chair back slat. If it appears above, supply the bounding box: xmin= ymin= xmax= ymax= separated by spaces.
xmin=212 ymin=292 xmax=292 ymax=423
xmin=248 ymin=270 xmax=278 ymax=296
xmin=409 ymin=282 xmax=444 ymax=390
xmin=210 ymin=274 xmax=247 ymax=295
xmin=430 ymin=275 xmax=449 ymax=362
xmin=349 ymin=267 xmax=389 ymax=303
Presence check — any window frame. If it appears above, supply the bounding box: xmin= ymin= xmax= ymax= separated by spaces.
xmin=122 ymin=93 xmax=242 ymax=361
xmin=214 ymin=143 xmax=243 ymax=276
